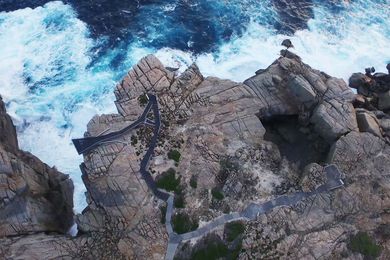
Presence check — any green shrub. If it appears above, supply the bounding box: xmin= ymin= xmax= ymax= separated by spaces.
xmin=131 ymin=135 xmax=138 ymax=146
xmin=174 ymin=194 xmax=185 ymax=208
xmin=348 ymin=232 xmax=381 ymax=258
xmin=168 ymin=150 xmax=181 ymax=163
xmin=191 ymin=239 xmax=229 ymax=260
xmin=156 ymin=168 xmax=181 ymax=192
xmin=190 ymin=175 xmax=198 ymax=189
xmin=138 ymin=94 xmax=148 ymax=106
xmin=211 ymin=187 xmax=224 ymax=200
xmin=225 ymin=221 xmax=245 ymax=242
xmin=172 ymin=213 xmax=198 ymax=234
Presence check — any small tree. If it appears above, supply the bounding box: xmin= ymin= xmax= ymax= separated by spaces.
xmin=172 ymin=213 xmax=198 ymax=234
xmin=190 ymin=175 xmax=198 ymax=189
xmin=168 ymin=149 xmax=181 ymax=163
xmin=138 ymin=94 xmax=148 ymax=106
xmin=224 ymin=221 xmax=245 ymax=242
xmin=174 ymin=194 xmax=185 ymax=208
xmin=156 ymin=168 xmax=181 ymax=192
xmin=211 ymin=187 xmax=224 ymax=200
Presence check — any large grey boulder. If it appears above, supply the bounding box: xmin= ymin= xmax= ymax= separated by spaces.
xmin=243 ymin=54 xmax=357 ymax=142
xmin=287 ymin=75 xmax=317 ymax=108
xmin=356 ymin=109 xmax=382 ymax=137
xmin=328 ymin=131 xmax=390 ymax=180
xmin=310 ymin=99 xmax=358 ymax=142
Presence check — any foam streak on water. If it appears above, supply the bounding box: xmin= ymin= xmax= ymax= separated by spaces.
xmin=0 ymin=0 xmax=389 ymax=212
xmin=0 ymin=1 xmax=119 ymax=211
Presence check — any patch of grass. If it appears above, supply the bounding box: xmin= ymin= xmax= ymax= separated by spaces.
xmin=225 ymin=221 xmax=245 ymax=242
xmin=190 ymin=175 xmax=198 ymax=189
xmin=348 ymin=232 xmax=381 ymax=258
xmin=160 ymin=205 xmax=167 ymax=224
xmin=138 ymin=94 xmax=148 ymax=106
xmin=156 ymin=168 xmax=181 ymax=192
xmin=172 ymin=213 xmax=198 ymax=234
xmin=211 ymin=187 xmax=224 ymax=200
xmin=168 ymin=149 xmax=181 ymax=163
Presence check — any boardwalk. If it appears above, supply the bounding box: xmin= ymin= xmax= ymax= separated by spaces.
xmin=72 ymin=94 xmax=345 ymax=260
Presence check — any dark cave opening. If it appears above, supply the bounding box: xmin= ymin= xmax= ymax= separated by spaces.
xmin=261 ymin=115 xmax=329 ymax=170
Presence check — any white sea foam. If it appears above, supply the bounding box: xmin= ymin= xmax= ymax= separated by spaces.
xmin=156 ymin=0 xmax=390 ymax=82
xmin=0 ymin=1 xmax=117 ymax=212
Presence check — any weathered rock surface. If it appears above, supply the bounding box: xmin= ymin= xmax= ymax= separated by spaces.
xmin=356 ymin=108 xmax=382 ymax=137
xmin=1 ymin=52 xmax=390 ymax=259
xmin=0 ymin=95 xmax=74 ymax=256
xmin=245 ymin=51 xmax=357 ymax=142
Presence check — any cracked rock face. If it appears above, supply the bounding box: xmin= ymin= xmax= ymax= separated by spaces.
xmin=0 ymin=96 xmax=74 ymax=246
xmin=1 ymin=52 xmax=390 ymax=259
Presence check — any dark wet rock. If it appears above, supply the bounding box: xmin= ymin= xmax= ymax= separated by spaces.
xmin=349 ymin=72 xmax=375 ymax=96
xmin=378 ymin=90 xmax=390 ymax=111
xmin=0 ymin=96 xmax=18 ymax=153
xmin=281 ymin=39 xmax=294 ymax=49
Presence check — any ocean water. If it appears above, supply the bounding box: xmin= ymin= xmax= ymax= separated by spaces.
xmin=0 ymin=0 xmax=389 ymax=212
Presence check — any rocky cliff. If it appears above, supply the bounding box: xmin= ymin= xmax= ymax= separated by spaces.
xmin=0 ymin=96 xmax=74 ymax=254
xmin=0 ymin=51 xmax=389 ymax=259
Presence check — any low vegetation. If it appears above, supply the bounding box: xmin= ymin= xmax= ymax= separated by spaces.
xmin=172 ymin=213 xmax=198 ymax=234
xmin=190 ymin=175 xmax=198 ymax=189
xmin=131 ymin=135 xmax=138 ymax=146
xmin=188 ymin=233 xmax=242 ymax=260
xmin=191 ymin=239 xmax=228 ymax=260
xmin=211 ymin=187 xmax=224 ymax=200
xmin=174 ymin=194 xmax=186 ymax=208
xmin=168 ymin=149 xmax=181 ymax=163
xmin=138 ymin=94 xmax=148 ymax=106
xmin=348 ymin=232 xmax=381 ymax=258
xmin=156 ymin=168 xmax=181 ymax=192
xmin=224 ymin=221 xmax=245 ymax=242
